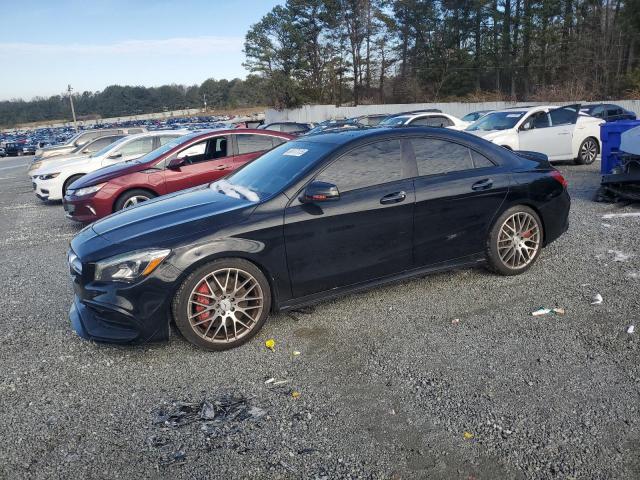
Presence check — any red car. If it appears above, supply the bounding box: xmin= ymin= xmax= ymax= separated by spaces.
xmin=63 ymin=129 xmax=294 ymax=222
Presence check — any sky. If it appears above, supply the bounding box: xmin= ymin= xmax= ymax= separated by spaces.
xmin=0 ymin=0 xmax=283 ymax=101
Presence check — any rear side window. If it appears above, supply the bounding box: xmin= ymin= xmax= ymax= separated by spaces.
xmin=237 ymin=134 xmax=276 ymax=155
xmin=410 ymin=116 xmax=453 ymax=127
xmin=159 ymin=135 xmax=179 ymax=145
xmin=470 ymin=150 xmax=495 ymax=168
xmin=85 ymin=136 xmax=120 ymax=152
xmin=549 ymin=108 xmax=577 ymax=126
xmin=411 ymin=138 xmax=475 ymax=176
xmin=317 ymin=140 xmax=403 ymax=192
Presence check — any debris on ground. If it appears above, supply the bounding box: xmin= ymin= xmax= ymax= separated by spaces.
xmin=159 ymin=450 xmax=186 ymax=466
xmin=265 ymin=338 xmax=276 ymax=351
xmin=451 ymin=318 xmax=460 ymax=324
xmin=531 ymin=307 xmax=565 ymax=316
xmin=292 ymin=350 xmax=301 ymax=356
xmin=627 ymin=325 xmax=635 ymax=334
xmin=591 ymin=294 xmax=603 ymax=305
xmin=463 ymin=431 xmax=474 ymax=440
xmin=608 ymin=249 xmax=632 ymax=262
xmin=291 ymin=391 xmax=301 ymax=399
xmin=153 ymin=394 xmax=265 ymax=429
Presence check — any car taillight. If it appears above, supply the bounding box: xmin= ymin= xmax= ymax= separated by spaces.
xmin=550 ymin=170 xmax=568 ymax=188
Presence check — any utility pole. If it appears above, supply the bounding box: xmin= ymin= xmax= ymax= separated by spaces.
xmin=67 ymin=84 xmax=78 ymax=131
xmin=202 ymin=93 xmax=207 ymax=112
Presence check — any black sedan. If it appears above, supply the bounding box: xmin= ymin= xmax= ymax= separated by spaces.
xmin=68 ymin=128 xmax=570 ymax=350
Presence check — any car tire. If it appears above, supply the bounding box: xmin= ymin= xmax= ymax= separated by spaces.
xmin=63 ymin=174 xmax=84 ymax=197
xmin=486 ymin=205 xmax=544 ymax=276
xmin=576 ymin=137 xmax=599 ymax=165
xmin=114 ymin=189 xmax=156 ymax=211
xmin=172 ymin=258 xmax=272 ymax=351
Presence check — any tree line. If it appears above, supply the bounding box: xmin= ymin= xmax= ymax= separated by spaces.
xmin=0 ymin=76 xmax=269 ymax=128
xmin=244 ymin=0 xmax=640 ymax=108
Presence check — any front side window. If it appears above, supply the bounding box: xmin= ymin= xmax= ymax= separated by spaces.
xmin=237 ymin=134 xmax=276 ymax=155
xmin=549 ymin=108 xmax=577 ymax=126
xmin=523 ymin=112 xmax=550 ymax=129
xmin=412 ymin=138 xmax=475 ymax=176
xmin=118 ymin=137 xmax=154 ymax=157
xmin=316 ymin=140 xmax=403 ymax=192
xmin=177 ymin=137 xmax=228 ymax=164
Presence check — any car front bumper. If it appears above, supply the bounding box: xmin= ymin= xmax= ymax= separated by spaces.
xmin=33 ymin=177 xmax=63 ymax=201
xmin=69 ymin=260 xmax=183 ymax=344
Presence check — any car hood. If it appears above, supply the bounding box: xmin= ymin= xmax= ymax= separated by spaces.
xmin=90 ymin=187 xmax=257 ymax=248
xmin=73 ymin=160 xmax=147 ymax=188
xmin=466 ymin=129 xmax=512 ymax=141
xmin=34 ymin=155 xmax=95 ymax=175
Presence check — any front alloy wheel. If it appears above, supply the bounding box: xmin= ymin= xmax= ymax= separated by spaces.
xmin=173 ymin=259 xmax=271 ymax=350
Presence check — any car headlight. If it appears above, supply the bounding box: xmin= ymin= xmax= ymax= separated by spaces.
xmin=38 ymin=172 xmax=60 ymax=180
xmin=94 ymin=249 xmax=171 ymax=283
xmin=73 ymin=183 xmax=105 ymax=197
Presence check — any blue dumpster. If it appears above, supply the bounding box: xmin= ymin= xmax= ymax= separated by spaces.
xmin=600 ymin=120 xmax=640 ymax=174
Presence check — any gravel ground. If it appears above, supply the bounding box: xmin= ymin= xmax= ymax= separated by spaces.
xmin=0 ymin=154 xmax=639 ymax=479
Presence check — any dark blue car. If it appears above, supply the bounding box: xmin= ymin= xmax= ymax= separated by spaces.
xmin=68 ymin=127 xmax=570 ymax=350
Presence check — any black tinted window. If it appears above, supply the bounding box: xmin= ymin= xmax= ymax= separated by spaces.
xmin=410 ymin=116 xmax=453 ymax=127
xmin=528 ymin=112 xmax=550 ymax=128
xmin=549 ymin=108 xmax=576 ymax=126
xmin=470 ymin=150 xmax=494 ymax=168
xmin=317 ymin=140 xmax=403 ymax=192
xmin=412 ymin=138 xmax=474 ymax=176
xmin=237 ymin=134 xmax=275 ymax=155
xmin=281 ymin=124 xmax=307 ymax=133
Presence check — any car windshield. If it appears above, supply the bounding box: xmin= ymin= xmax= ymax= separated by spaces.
xmin=212 ymin=141 xmax=329 ymax=201
xmin=466 ymin=111 xmax=525 ymax=131
xmin=379 ymin=116 xmax=410 ymax=126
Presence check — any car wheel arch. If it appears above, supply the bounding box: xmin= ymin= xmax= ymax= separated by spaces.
xmin=112 ymin=187 xmax=159 ymax=212
xmin=495 ymin=201 xmax=548 ymax=246
xmin=170 ymin=252 xmax=281 ymax=315
xmin=63 ymin=174 xmax=85 ymax=195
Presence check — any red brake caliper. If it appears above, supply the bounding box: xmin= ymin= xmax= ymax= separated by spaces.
xmin=521 ymin=230 xmax=533 ymax=239
xmin=194 ymin=283 xmax=212 ymax=326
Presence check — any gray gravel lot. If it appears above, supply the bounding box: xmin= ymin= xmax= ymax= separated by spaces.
xmin=0 ymin=154 xmax=639 ymax=479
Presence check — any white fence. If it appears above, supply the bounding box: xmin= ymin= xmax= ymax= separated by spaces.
xmin=265 ymin=100 xmax=640 ymax=123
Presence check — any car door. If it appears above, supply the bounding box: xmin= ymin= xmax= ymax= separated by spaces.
xmin=410 ymin=137 xmax=510 ymax=265
xmin=518 ymin=108 xmax=574 ymax=159
xmin=101 ymin=137 xmax=155 ymax=167
xmin=233 ymin=133 xmax=281 ymax=169
xmin=547 ymin=105 xmax=580 ymax=158
xmin=284 ymin=139 xmax=415 ymax=298
xmin=163 ymin=135 xmax=233 ymax=193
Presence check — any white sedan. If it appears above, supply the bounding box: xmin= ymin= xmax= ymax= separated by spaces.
xmin=31 ymin=131 xmax=186 ymax=201
xmin=465 ymin=105 xmax=604 ymax=164
xmin=379 ymin=112 xmax=470 ymax=130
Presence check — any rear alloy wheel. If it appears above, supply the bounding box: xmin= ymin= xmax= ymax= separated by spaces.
xmin=576 ymin=137 xmax=598 ymax=165
xmin=172 ymin=259 xmax=271 ymax=350
xmin=486 ymin=206 xmax=543 ymax=275
xmin=114 ymin=189 xmax=156 ymax=211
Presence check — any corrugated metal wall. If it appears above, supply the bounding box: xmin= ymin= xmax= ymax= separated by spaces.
xmin=266 ymin=100 xmax=640 ymax=123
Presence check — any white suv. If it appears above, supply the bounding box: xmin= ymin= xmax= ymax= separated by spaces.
xmin=31 ymin=131 xmax=187 ymax=201
xmin=465 ymin=104 xmax=604 ymax=164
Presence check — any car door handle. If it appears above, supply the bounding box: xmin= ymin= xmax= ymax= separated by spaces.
xmin=213 ymin=165 xmax=229 ymax=170
xmin=380 ymin=191 xmax=406 ymax=204
xmin=471 ymin=178 xmax=493 ymax=191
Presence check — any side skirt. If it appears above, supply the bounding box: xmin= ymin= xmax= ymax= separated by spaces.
xmin=277 ymin=254 xmax=486 ymax=312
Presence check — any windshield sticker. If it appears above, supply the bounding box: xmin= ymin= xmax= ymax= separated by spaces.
xmin=283 ymin=148 xmax=308 ymax=157
xmin=506 ymin=114 xmax=522 ymax=118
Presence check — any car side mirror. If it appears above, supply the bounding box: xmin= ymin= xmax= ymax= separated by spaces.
xmin=520 ymin=121 xmax=533 ymax=131
xmin=300 ymin=181 xmax=340 ymax=203
xmin=108 ymin=152 xmax=122 ymax=159
xmin=167 ymin=156 xmax=185 ymax=169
